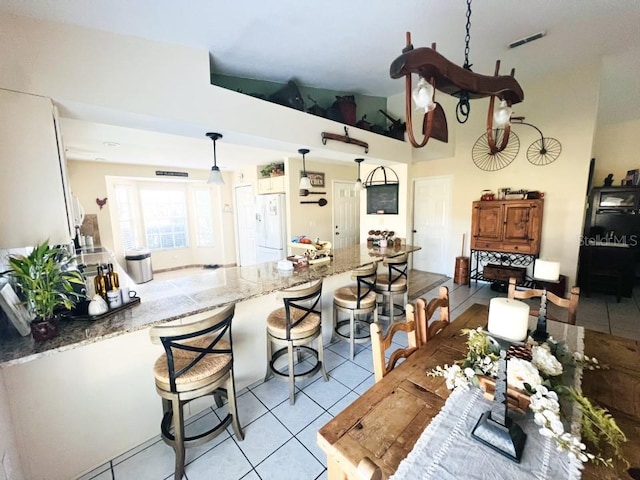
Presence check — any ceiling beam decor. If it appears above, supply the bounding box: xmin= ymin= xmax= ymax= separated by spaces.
xmin=321 ymin=127 xmax=369 ymax=154
xmin=389 ymin=0 xmax=523 ymax=151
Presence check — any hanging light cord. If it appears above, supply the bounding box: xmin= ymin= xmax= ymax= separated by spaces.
xmin=456 ymin=0 xmax=473 ymax=123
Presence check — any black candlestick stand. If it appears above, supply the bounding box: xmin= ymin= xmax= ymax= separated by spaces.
xmin=532 ymin=287 xmax=549 ymax=342
xmin=471 ymin=336 xmax=527 ymax=463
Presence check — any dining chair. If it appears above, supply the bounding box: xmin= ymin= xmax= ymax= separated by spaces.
xmin=149 ymin=304 xmax=243 ymax=480
xmin=265 ymin=279 xmax=327 ymax=404
xmin=507 ymin=277 xmax=579 ymax=325
xmin=333 ymin=263 xmax=378 ymax=360
xmin=370 ymin=287 xmax=449 ymax=383
xmin=414 ymin=286 xmax=450 ymax=344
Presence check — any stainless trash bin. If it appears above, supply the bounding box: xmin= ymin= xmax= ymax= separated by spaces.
xmin=125 ymin=249 xmax=153 ymax=284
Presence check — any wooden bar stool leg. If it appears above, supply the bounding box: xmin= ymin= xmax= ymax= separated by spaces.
xmin=171 ymin=397 xmax=185 ymax=480
xmin=226 ymin=374 xmax=244 ymax=440
xmin=318 ymin=333 xmax=329 ymax=381
xmin=264 ymin=336 xmax=273 ymax=382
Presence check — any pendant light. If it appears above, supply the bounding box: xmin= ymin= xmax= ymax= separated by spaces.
xmin=298 ymin=148 xmax=312 ymax=190
xmin=354 ymin=158 xmax=364 ymax=191
xmin=206 ymin=132 xmax=224 ymax=185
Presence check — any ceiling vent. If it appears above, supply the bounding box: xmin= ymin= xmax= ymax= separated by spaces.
xmin=509 ymin=31 xmax=546 ymax=49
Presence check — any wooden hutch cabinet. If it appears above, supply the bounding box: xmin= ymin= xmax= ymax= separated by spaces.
xmin=469 ymin=199 xmax=544 ymax=286
xmin=471 ymin=199 xmax=544 ymax=254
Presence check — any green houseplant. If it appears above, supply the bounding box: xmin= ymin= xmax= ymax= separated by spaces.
xmin=260 ymin=162 xmax=285 ymax=178
xmin=6 ymin=240 xmax=84 ymax=342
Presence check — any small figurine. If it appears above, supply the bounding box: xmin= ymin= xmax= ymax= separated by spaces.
xmin=603 ymin=174 xmax=614 ymax=187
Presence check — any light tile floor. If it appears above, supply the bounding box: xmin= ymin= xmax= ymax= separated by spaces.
xmin=78 ymin=273 xmax=640 ymax=480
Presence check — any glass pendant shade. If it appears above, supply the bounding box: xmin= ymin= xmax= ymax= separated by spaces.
xmin=299 ymin=175 xmax=312 ymax=190
xmin=412 ymin=77 xmax=436 ymax=112
xmin=206 ymin=132 xmax=225 ymax=185
xmin=298 ymin=148 xmax=311 ymax=190
xmin=493 ymin=99 xmax=512 ymax=127
xmin=208 ymin=166 xmax=224 ymax=185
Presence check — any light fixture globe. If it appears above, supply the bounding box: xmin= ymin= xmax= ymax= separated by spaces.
xmin=354 ymin=158 xmax=365 ymax=191
xmin=298 ymin=148 xmax=312 ymax=190
xmin=493 ymin=99 xmax=513 ymax=127
xmin=206 ymin=132 xmax=225 ymax=185
xmin=412 ymin=77 xmax=436 ymax=113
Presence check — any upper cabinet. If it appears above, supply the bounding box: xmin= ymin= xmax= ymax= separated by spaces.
xmin=257 ymin=176 xmax=286 ymax=194
xmin=471 ymin=200 xmax=544 ymax=254
xmin=0 ymin=89 xmax=71 ymax=248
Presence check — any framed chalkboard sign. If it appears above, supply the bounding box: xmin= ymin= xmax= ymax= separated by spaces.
xmin=367 ymin=184 xmax=399 ymax=214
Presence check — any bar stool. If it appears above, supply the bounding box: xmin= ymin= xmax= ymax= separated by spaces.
xmin=149 ymin=304 xmax=243 ymax=480
xmin=333 ymin=263 xmax=378 ymax=360
xmin=375 ymin=253 xmax=408 ymax=323
xmin=265 ymin=279 xmax=327 ymax=404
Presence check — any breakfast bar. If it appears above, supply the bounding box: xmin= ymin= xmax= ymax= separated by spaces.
xmin=0 ymin=244 xmax=419 ymax=480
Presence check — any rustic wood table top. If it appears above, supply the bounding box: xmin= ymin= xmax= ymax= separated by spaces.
xmin=317 ymin=303 xmax=640 ymax=480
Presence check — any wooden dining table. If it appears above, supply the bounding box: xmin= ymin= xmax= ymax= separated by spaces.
xmin=317 ymin=303 xmax=640 ymax=480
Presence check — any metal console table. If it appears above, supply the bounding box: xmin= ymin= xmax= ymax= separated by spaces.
xmin=469 ymin=249 xmax=537 ymax=287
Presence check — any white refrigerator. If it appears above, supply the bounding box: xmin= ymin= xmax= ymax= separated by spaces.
xmin=255 ymin=193 xmax=288 ymax=264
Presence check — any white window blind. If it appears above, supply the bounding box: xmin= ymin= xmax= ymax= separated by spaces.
xmin=114 ymin=184 xmax=139 ymax=252
xmin=193 ymin=188 xmax=215 ymax=247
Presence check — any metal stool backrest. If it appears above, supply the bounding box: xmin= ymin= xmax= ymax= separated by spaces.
xmin=380 ymin=253 xmax=408 ymax=291
xmin=281 ymin=280 xmax=323 ymax=340
xmin=350 ymin=263 xmax=377 ymax=309
xmin=150 ymin=304 xmax=235 ymax=392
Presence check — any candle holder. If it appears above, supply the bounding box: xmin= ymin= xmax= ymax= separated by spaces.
xmin=471 ymin=335 xmax=527 ymax=463
xmin=531 ymin=287 xmax=549 ymax=342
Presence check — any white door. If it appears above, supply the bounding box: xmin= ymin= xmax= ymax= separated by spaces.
xmin=412 ymin=176 xmax=452 ymax=274
xmin=332 ymin=181 xmax=360 ymax=249
xmin=234 ymin=185 xmax=257 ymax=266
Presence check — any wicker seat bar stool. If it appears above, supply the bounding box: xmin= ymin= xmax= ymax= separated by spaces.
xmin=150 ymin=304 xmax=244 ymax=480
xmin=265 ymin=279 xmax=327 ymax=404
xmin=333 ymin=262 xmax=378 ymax=360
xmin=374 ymin=253 xmax=409 ymax=323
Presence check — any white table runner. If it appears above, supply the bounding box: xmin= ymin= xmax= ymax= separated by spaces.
xmin=390 ymin=388 xmax=582 ymax=480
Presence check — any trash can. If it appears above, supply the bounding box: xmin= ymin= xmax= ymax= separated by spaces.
xmin=125 ymin=248 xmax=153 ymax=284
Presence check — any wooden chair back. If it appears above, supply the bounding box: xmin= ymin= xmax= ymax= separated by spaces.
xmin=370 ymin=306 xmax=418 ymax=383
xmin=414 ymin=286 xmax=450 ymax=345
xmin=507 ymin=277 xmax=579 ymax=325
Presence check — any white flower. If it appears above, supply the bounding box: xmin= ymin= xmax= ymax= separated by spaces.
xmin=532 ymin=344 xmax=563 ymax=377
xmin=507 ymin=358 xmax=542 ymax=391
xmin=464 ymin=368 xmax=475 ymax=378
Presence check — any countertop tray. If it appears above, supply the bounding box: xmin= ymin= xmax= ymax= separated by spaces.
xmin=62 ymin=296 xmax=141 ymax=321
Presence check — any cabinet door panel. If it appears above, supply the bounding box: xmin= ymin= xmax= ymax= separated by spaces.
xmin=503 ymin=205 xmax=532 ymax=243
xmin=471 ymin=202 xmax=502 ymax=248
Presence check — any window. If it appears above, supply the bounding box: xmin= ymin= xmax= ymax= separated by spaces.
xmin=193 ymin=188 xmax=214 ymax=247
xmin=114 ymin=184 xmax=139 ymax=252
xmin=140 ymin=188 xmax=188 ymax=250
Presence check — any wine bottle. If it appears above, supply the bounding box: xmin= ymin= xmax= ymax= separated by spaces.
xmin=94 ymin=266 xmax=107 ymax=299
xmin=107 ymin=263 xmax=119 ymax=289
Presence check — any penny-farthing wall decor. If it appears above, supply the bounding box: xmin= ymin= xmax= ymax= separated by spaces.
xmin=472 ymin=128 xmax=520 ymax=171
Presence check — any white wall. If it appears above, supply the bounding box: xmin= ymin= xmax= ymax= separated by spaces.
xmin=592 ymin=118 xmax=640 ymax=187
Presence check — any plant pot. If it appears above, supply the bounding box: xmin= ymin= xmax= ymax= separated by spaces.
xmin=30 ymin=318 xmax=59 ymax=342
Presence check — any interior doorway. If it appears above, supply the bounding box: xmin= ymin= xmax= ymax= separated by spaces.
xmin=411 ymin=176 xmax=452 ymax=275
xmin=234 ymin=185 xmax=257 ymax=266
xmin=332 ymin=181 xmax=360 ymax=249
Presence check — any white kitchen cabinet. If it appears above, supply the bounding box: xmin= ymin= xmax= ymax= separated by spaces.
xmin=0 ymin=89 xmax=72 ymax=248
xmin=257 ymin=175 xmax=285 ymax=194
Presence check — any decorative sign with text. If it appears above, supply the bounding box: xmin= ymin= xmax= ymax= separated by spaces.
xmin=155 ymin=170 xmax=188 ymax=177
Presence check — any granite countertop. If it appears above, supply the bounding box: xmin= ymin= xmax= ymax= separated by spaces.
xmin=0 ymin=244 xmax=419 ymax=367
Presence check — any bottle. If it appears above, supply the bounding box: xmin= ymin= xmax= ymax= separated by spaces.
xmin=73 ymin=226 xmax=81 ymax=251
xmin=102 ymin=264 xmax=112 ymax=293
xmin=107 ymin=263 xmax=119 ymax=289
xmin=94 ymin=266 xmax=107 ymax=300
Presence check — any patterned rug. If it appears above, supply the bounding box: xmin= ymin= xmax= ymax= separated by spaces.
xmin=408 ymin=269 xmax=449 ymax=300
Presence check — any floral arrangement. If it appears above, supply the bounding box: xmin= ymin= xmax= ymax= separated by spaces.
xmin=429 ymin=327 xmax=627 ymax=467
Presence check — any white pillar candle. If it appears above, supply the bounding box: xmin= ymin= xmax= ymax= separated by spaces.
xmin=487 ymin=297 xmax=530 ymax=342
xmin=534 ymin=259 xmax=560 ymax=282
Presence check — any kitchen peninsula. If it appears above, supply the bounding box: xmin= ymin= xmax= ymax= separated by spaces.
xmin=0 ymin=244 xmax=420 ymax=480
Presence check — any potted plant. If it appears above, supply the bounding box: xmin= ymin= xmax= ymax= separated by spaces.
xmin=260 ymin=162 xmax=285 ymax=178
xmin=6 ymin=240 xmax=85 ymax=342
